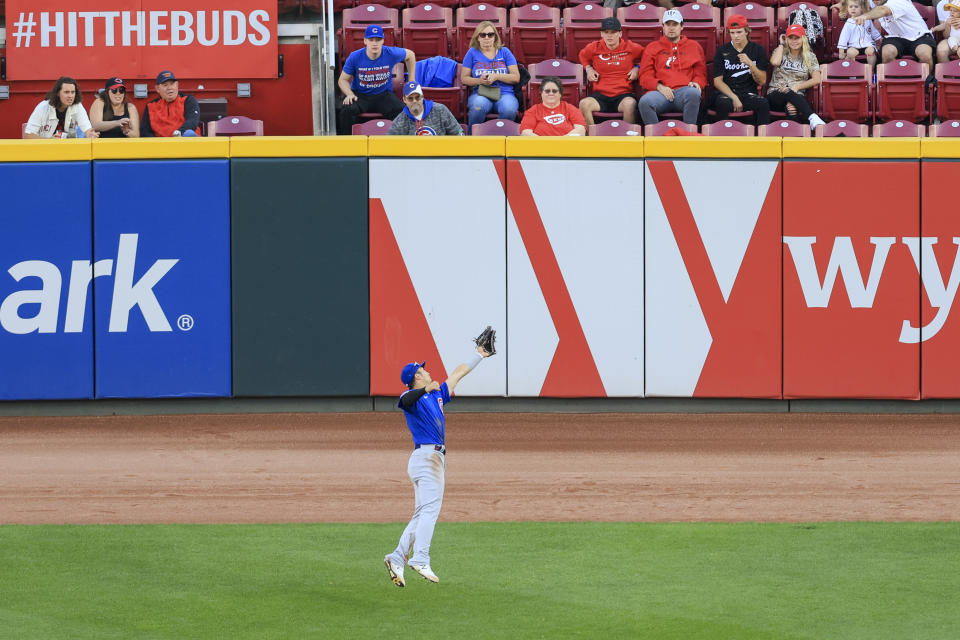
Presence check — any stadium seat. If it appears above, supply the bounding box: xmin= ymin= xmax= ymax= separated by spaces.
xmin=207 ymin=116 xmax=264 ymax=136
xmin=725 ymin=3 xmax=776 ymax=52
xmin=422 ymin=66 xmax=464 ymax=122
xmin=778 ymin=3 xmax=830 ymax=61
xmin=352 ymin=118 xmax=394 ymax=134
xmin=402 ymin=4 xmax=455 ymax=58
xmin=562 ymin=3 xmax=614 ymax=61
xmin=927 ymin=120 xmax=960 ymax=136
xmin=455 ymin=4 xmax=509 ymax=59
xmin=339 ymin=4 xmax=401 ymax=58
xmin=872 ymin=120 xmax=925 ymax=137
xmin=588 ymin=120 xmax=642 ymax=135
xmin=618 ymin=3 xmax=666 ymax=49
xmin=278 ymin=0 xmax=302 ymax=15
xmin=820 ymin=59 xmax=872 ymax=123
xmin=508 ymin=4 xmax=562 ymax=66
xmin=702 ymin=119 xmax=755 ymax=135
xmin=677 ymin=3 xmax=722 ymax=61
xmin=914 ymin=1 xmax=936 ymax=29
xmin=757 ymin=119 xmax=810 ymax=136
xmin=644 ymin=120 xmax=698 ymax=136
xmin=527 ymin=58 xmax=585 ymax=106
xmin=935 ymin=61 xmax=960 ymax=121
xmin=472 ymin=118 xmax=522 ymax=135
xmin=875 ymin=59 xmax=930 ymax=123
xmin=815 ymin=119 xmax=869 ymax=136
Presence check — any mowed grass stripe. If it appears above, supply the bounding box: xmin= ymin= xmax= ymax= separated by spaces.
xmin=0 ymin=522 xmax=957 ymax=639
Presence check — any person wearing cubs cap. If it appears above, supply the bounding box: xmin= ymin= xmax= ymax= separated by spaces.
xmin=387 ymin=82 xmax=464 ymax=136
xmin=710 ymin=14 xmax=771 ymax=125
xmin=637 ymin=9 xmax=707 ymax=126
xmin=768 ymin=24 xmax=826 ymax=131
xmin=90 ymin=77 xmax=140 ymax=138
xmin=383 ymin=335 xmax=493 ymax=587
xmin=337 ymin=24 xmax=416 ymax=135
xmin=577 ymin=17 xmax=645 ymax=126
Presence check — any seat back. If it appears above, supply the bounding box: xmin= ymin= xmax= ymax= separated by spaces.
xmin=914 ymin=1 xmax=936 ymax=28
xmin=401 ymin=4 xmax=454 ymax=58
xmin=778 ymin=2 xmax=829 ymax=60
xmin=643 ymin=120 xmax=699 ymax=136
xmin=815 ymin=119 xmax=869 ymax=136
xmin=702 ymin=119 xmax=755 ymax=135
xmin=422 ymin=66 xmax=464 ymax=122
xmin=352 ymin=118 xmax=393 ymax=135
xmin=936 ymin=61 xmax=960 ymax=120
xmin=455 ymin=4 xmax=509 ymax=59
xmin=725 ymin=3 xmax=776 ymax=52
xmin=617 ymin=3 xmax=666 ymax=49
xmin=562 ymin=3 xmax=614 ymax=60
xmin=757 ymin=119 xmax=810 ymax=136
xmin=508 ymin=4 xmax=562 ymax=66
xmin=472 ymin=118 xmax=522 ymax=135
xmin=340 ymin=4 xmax=401 ymax=57
xmin=927 ymin=120 xmax=960 ymax=136
xmin=588 ymin=120 xmax=642 ymax=135
xmin=876 ymin=59 xmax=930 ymax=123
xmin=872 ymin=120 xmax=925 ymax=137
xmin=820 ymin=59 xmax=872 ymax=122
xmin=677 ymin=3 xmax=722 ymax=60
xmin=528 ymin=58 xmax=585 ymax=106
xmin=207 ymin=116 xmax=264 ymax=136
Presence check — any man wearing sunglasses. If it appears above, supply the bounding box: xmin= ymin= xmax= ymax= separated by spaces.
xmin=388 ymin=82 xmax=464 ymax=135
xmin=140 ymin=70 xmax=201 ymax=137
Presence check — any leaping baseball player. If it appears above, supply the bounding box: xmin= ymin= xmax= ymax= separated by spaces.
xmin=384 ymin=327 xmax=496 ymax=586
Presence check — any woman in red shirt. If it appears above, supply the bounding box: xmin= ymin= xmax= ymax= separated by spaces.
xmin=519 ymin=77 xmax=587 ymax=137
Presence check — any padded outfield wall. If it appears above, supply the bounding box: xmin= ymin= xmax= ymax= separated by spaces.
xmin=0 ymin=136 xmax=957 ymax=401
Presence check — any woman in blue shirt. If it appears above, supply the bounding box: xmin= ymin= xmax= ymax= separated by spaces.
xmin=460 ymin=22 xmax=521 ymax=130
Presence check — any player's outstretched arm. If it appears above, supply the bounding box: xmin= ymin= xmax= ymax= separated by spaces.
xmin=446 ymin=346 xmax=490 ymax=394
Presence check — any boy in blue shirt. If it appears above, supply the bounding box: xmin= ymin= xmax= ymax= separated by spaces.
xmin=337 ymin=25 xmax=416 ymax=134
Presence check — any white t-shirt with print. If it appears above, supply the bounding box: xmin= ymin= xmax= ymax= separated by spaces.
xmin=875 ymin=0 xmax=931 ymax=40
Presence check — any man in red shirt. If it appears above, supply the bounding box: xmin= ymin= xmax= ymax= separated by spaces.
xmin=577 ymin=17 xmax=645 ymax=126
xmin=140 ymin=70 xmax=201 ymax=137
xmin=637 ymin=10 xmax=707 ymax=126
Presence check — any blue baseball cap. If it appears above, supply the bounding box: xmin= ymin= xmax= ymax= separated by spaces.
xmin=365 ymin=25 xmax=385 ymax=39
xmin=401 ymin=361 xmax=425 ymax=386
xmin=156 ymin=70 xmax=177 ymax=84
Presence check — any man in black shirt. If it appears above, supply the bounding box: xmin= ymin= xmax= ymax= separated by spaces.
xmin=710 ymin=14 xmax=770 ymax=125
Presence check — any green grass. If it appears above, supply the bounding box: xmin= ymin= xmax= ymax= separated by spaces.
xmin=0 ymin=522 xmax=957 ymax=639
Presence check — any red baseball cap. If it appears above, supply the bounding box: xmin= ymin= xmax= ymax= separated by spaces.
xmin=785 ymin=23 xmax=806 ymax=38
xmin=726 ymin=14 xmax=748 ymax=29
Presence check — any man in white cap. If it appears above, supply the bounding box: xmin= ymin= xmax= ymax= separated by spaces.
xmin=387 ymin=82 xmax=464 ymax=135
xmin=637 ymin=9 xmax=707 ymax=126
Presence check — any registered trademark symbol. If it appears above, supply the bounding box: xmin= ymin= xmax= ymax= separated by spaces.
xmin=177 ymin=314 xmax=194 ymax=331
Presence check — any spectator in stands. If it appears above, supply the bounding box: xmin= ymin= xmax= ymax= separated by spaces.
xmin=836 ymin=0 xmax=882 ymax=66
xmin=854 ymin=0 xmax=935 ymax=71
xmin=934 ymin=1 xmax=960 ymax=62
xmin=140 ymin=71 xmax=201 ymax=137
xmin=23 ymin=77 xmax=99 ymax=139
xmin=578 ymin=17 xmax=644 ymax=126
xmin=90 ymin=77 xmax=140 ymax=138
xmin=337 ymin=25 xmax=417 ymax=135
xmin=769 ymin=25 xmax=827 ymax=130
xmin=388 ymin=82 xmax=464 ymax=135
xmin=637 ymin=9 xmax=707 ymax=126
xmin=520 ymin=77 xmax=586 ymax=136
xmin=461 ymin=22 xmax=521 ymax=129
xmin=710 ymin=15 xmax=771 ymax=125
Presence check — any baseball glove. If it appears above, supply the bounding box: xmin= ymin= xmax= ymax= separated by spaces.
xmin=474 ymin=326 xmax=497 ymax=356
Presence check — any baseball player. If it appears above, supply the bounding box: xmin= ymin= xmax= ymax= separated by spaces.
xmin=384 ymin=330 xmax=494 ymax=587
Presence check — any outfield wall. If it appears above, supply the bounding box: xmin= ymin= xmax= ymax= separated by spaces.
xmin=0 ymin=136 xmax=957 ymax=401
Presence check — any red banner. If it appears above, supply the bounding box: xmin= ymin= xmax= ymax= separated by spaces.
xmin=5 ymin=1 xmax=278 ymax=80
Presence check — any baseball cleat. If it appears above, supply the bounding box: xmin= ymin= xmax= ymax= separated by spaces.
xmin=409 ymin=564 xmax=439 ymax=583
xmin=384 ymin=556 xmax=405 ymax=587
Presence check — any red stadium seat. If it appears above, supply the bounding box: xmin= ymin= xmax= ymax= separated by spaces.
xmin=644 ymin=120 xmax=699 ymax=135
xmin=562 ymin=3 xmax=614 ymax=61
xmin=678 ymin=3 xmax=722 ymax=61
xmin=815 ymin=119 xmax=869 ymax=136
xmin=422 ymin=66 xmax=464 ymax=122
xmin=455 ymin=4 xmax=509 ymax=60
xmin=207 ymin=116 xmax=264 ymax=136
xmin=935 ymin=61 xmax=960 ymax=120
xmin=617 ymin=3 xmax=666 ymax=49
xmin=872 ymin=120 xmax=925 ymax=136
xmin=757 ymin=119 xmax=811 ymax=136
xmin=339 ymin=4 xmax=401 ymax=58
xmin=875 ymin=59 xmax=930 ymax=123
xmin=927 ymin=120 xmax=960 ymax=136
xmin=472 ymin=118 xmax=522 ymax=135
xmin=527 ymin=58 xmax=585 ymax=106
xmin=914 ymin=1 xmax=936 ymax=29
xmin=352 ymin=118 xmax=394 ymax=134
xmin=588 ymin=120 xmax=642 ymax=135
xmin=702 ymin=119 xmax=755 ymax=135
xmin=779 ymin=3 xmax=830 ymax=61
xmin=508 ymin=4 xmax=562 ymax=66
xmin=725 ymin=3 xmax=776 ymax=52
xmin=820 ymin=59 xmax=872 ymax=123
xmin=402 ymin=4 xmax=455 ymax=58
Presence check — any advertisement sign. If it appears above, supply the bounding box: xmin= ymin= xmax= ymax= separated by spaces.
xmin=93 ymin=160 xmax=232 ymax=398
xmin=5 ymin=1 xmax=278 ymax=80
xmin=0 ymin=162 xmax=95 ymax=400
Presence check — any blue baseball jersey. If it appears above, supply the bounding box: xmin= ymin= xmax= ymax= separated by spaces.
xmin=461 ymin=46 xmax=518 ymax=95
xmin=398 ymin=382 xmax=451 ymax=445
xmin=343 ymin=46 xmax=407 ymax=95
